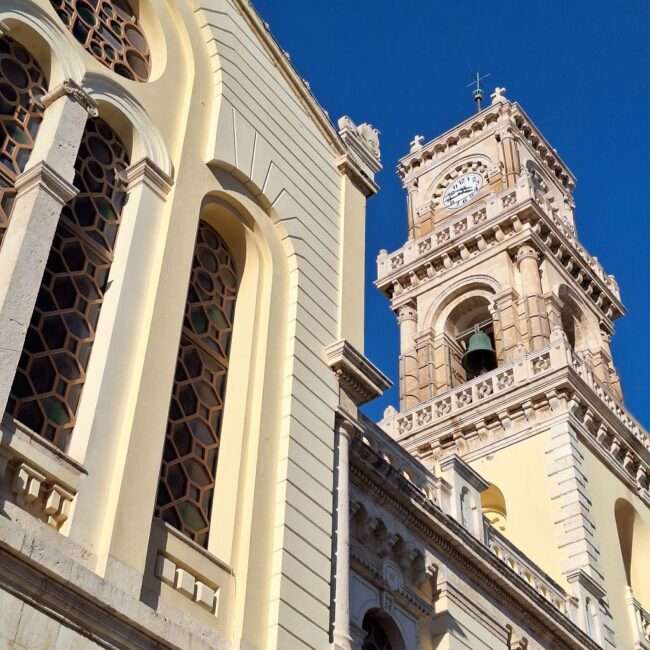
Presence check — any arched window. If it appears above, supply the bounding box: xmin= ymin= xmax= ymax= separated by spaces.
xmin=0 ymin=35 xmax=47 ymax=247
xmin=155 ymin=221 xmax=239 ymax=547
xmin=50 ymin=0 xmax=151 ymax=82
xmin=362 ymin=610 xmax=405 ymax=650
xmin=615 ymin=499 xmax=650 ymax=606
xmin=7 ymin=117 xmax=129 ymax=450
xmin=481 ymin=483 xmax=507 ymax=532
xmin=445 ymin=296 xmax=498 ymax=385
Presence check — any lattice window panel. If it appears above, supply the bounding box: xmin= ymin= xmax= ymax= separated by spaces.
xmin=155 ymin=222 xmax=239 ymax=548
xmin=0 ymin=35 xmax=47 ymax=248
xmin=7 ymin=117 xmax=129 ymax=450
xmin=50 ymin=0 xmax=151 ymax=82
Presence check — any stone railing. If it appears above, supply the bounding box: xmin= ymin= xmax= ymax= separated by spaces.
xmin=627 ymin=590 xmax=650 ymax=649
xmin=390 ymin=347 xmax=553 ymax=439
xmin=357 ymin=413 xmax=442 ymax=505
xmin=570 ymin=350 xmax=650 ymax=451
xmin=485 ymin=523 xmax=571 ymax=616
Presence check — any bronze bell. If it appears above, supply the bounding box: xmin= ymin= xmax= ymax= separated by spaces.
xmin=462 ymin=330 xmax=497 ymax=376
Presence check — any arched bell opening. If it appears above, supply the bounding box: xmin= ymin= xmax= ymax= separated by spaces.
xmin=445 ymin=295 xmax=498 ymax=386
xmin=558 ymin=286 xmax=588 ymax=353
xmin=361 ymin=609 xmax=406 ymax=650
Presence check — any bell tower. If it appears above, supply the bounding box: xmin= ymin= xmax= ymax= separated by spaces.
xmin=377 ymin=88 xmax=650 ymax=649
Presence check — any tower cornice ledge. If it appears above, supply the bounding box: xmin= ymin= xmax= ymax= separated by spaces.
xmin=376 ymin=183 xmax=624 ymax=322
xmin=398 ymin=100 xmax=575 ymax=192
xmin=325 ymin=339 xmax=392 ymax=407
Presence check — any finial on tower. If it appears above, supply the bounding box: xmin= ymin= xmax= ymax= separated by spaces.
xmin=491 ymin=86 xmax=508 ymax=105
xmin=410 ymin=134 xmax=424 ymax=152
xmin=467 ymin=72 xmax=491 ymax=112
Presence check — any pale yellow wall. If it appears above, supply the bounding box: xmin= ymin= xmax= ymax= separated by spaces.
xmin=470 ymin=432 xmax=566 ymax=587
xmin=582 ymin=444 xmax=650 ymax=649
xmin=0 ymin=1 xmax=372 ymax=649
xmin=339 ymin=175 xmax=367 ymax=351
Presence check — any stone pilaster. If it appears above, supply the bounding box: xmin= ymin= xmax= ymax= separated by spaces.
xmin=66 ymin=159 xmax=174 ymax=585
xmin=0 ymin=82 xmax=95 ymax=419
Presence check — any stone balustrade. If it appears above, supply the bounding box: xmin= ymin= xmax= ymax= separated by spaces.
xmin=569 ymin=350 xmax=650 ymax=452
xmin=390 ymin=347 xmax=552 ymax=439
xmin=484 ymin=523 xmax=572 ymax=616
xmin=627 ymin=590 xmax=650 ymax=649
xmin=356 ymin=413 xmax=442 ymax=505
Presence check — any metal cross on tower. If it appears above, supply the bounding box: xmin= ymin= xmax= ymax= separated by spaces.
xmin=467 ymin=72 xmax=491 ymax=112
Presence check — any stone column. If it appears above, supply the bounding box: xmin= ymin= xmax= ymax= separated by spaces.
xmin=494 ymin=289 xmax=521 ymax=362
xmin=0 ymin=81 xmax=95 ymax=418
xmin=332 ymin=420 xmax=354 ymax=650
xmin=398 ymin=302 xmax=418 ymax=410
xmin=517 ymin=245 xmax=550 ymax=351
xmin=66 ymin=159 xmax=174 ymax=586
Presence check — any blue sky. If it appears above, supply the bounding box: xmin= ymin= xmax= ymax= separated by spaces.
xmin=253 ymin=0 xmax=650 ymax=425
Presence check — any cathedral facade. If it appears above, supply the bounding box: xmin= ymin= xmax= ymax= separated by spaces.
xmin=0 ymin=2 xmax=647 ymax=649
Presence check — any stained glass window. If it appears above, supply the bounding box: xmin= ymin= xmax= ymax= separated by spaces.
xmin=0 ymin=35 xmax=47 ymax=248
xmin=155 ymin=221 xmax=239 ymax=547
xmin=50 ymin=0 xmax=151 ymax=82
xmin=7 ymin=117 xmax=129 ymax=450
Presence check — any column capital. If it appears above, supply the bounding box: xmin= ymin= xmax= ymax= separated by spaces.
xmin=124 ymin=157 xmax=174 ymax=199
xmin=516 ymin=243 xmax=540 ymax=265
xmin=15 ymin=161 xmax=78 ymax=205
xmin=39 ymin=79 xmax=99 ymax=118
xmin=396 ymin=301 xmax=417 ymax=324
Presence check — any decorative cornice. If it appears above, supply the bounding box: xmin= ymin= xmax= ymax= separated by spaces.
xmin=14 ymin=161 xmax=78 ymax=205
xmin=397 ymin=101 xmax=575 ymax=192
xmin=325 ymin=339 xmax=391 ymax=406
xmin=124 ymin=157 xmax=174 ymax=199
xmin=38 ymin=79 xmax=98 ymax=117
xmin=376 ymin=184 xmax=624 ymax=322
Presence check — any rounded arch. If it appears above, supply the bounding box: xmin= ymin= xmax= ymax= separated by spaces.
xmin=0 ymin=4 xmax=85 ymax=86
xmin=615 ymin=498 xmax=650 ymax=606
xmin=83 ymin=72 xmax=172 ymax=176
xmin=425 ymin=275 xmax=501 ymax=335
xmin=362 ymin=609 xmax=407 ymax=650
xmin=481 ymin=484 xmax=507 ymax=532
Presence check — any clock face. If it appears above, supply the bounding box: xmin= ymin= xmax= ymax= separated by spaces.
xmin=442 ymin=173 xmax=483 ymax=209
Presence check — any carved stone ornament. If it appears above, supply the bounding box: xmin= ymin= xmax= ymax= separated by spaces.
xmin=38 ymin=79 xmax=99 ymax=118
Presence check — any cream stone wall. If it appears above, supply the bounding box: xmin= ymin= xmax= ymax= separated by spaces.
xmin=0 ymin=1 xmax=381 ymax=649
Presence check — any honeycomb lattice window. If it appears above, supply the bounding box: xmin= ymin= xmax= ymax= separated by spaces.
xmin=7 ymin=117 xmax=129 ymax=450
xmin=50 ymin=0 xmax=151 ymax=82
xmin=155 ymin=221 xmax=239 ymax=547
xmin=0 ymin=36 xmax=47 ymax=248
